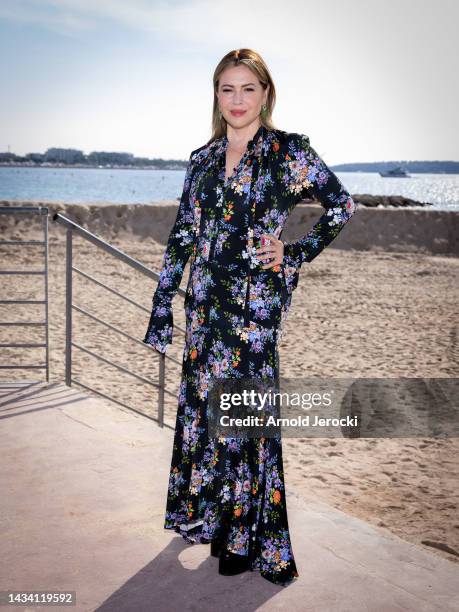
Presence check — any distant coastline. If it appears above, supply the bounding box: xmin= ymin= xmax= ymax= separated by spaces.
xmin=1 ymin=162 xmax=458 ymax=174
xmin=0 ymin=163 xmax=184 ymax=170
xmin=1 ymin=147 xmax=458 ymax=173
xmin=0 ymin=147 xmax=188 ymax=171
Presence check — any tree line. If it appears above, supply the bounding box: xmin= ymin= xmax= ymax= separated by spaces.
xmin=0 ymin=147 xmax=187 ymax=169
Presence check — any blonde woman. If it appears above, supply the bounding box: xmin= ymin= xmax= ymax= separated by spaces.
xmin=144 ymin=48 xmax=356 ymax=586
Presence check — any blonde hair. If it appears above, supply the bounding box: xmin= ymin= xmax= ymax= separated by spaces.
xmin=209 ymin=48 xmax=277 ymax=142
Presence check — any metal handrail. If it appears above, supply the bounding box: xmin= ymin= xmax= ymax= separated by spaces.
xmin=0 ymin=206 xmax=50 ymax=381
xmin=52 ymin=211 xmax=184 ymax=428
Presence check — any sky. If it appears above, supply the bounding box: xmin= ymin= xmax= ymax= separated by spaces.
xmin=0 ymin=0 xmax=458 ymax=164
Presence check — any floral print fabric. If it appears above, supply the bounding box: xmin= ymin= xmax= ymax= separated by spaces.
xmin=143 ymin=124 xmax=356 ymax=585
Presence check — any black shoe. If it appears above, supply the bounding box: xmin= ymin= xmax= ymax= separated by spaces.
xmin=219 ymin=549 xmax=250 ymax=576
xmin=210 ymin=539 xmax=223 ymax=558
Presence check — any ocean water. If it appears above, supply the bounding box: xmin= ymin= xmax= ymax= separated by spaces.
xmin=1 ymin=166 xmax=458 ymax=211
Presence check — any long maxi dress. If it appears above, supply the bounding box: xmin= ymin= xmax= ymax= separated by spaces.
xmin=143 ymin=124 xmax=357 ymax=586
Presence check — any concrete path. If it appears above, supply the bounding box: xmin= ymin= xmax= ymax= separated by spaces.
xmin=1 ymin=382 xmax=458 ymax=612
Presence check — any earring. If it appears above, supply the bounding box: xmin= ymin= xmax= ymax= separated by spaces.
xmin=261 ymin=104 xmax=267 ymax=116
xmin=218 ymin=108 xmax=223 ymax=120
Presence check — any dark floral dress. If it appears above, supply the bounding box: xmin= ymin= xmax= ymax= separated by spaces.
xmin=143 ymin=124 xmax=357 ymax=586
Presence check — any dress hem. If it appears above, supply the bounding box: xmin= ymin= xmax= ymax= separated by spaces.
xmin=163 ymin=523 xmax=299 ymax=587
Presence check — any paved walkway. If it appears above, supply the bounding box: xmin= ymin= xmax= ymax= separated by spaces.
xmin=1 ymin=382 xmax=458 ymax=612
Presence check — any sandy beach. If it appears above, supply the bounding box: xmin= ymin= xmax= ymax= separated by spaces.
xmin=1 ymin=200 xmax=458 ymax=567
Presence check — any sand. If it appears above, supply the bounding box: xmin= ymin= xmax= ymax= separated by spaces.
xmin=0 ymin=200 xmax=458 ymax=567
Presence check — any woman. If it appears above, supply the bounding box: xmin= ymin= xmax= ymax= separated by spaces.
xmin=143 ymin=48 xmax=356 ymax=586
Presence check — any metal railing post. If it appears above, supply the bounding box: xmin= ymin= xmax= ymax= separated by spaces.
xmin=65 ymin=228 xmax=73 ymax=386
xmin=44 ymin=209 xmax=50 ymax=382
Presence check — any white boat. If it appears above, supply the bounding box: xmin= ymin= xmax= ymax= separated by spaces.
xmin=379 ymin=166 xmax=410 ymax=177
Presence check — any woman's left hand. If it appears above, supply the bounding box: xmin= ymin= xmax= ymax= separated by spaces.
xmin=256 ymin=233 xmax=284 ymax=270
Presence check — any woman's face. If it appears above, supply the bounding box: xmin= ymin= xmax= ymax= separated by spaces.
xmin=216 ymin=64 xmax=268 ymax=131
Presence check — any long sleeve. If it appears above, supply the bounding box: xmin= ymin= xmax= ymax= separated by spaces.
xmin=282 ymin=134 xmax=357 ymax=273
xmin=143 ymin=152 xmax=196 ymax=353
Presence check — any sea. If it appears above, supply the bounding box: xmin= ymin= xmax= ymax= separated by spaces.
xmin=1 ymin=166 xmax=459 ymax=211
